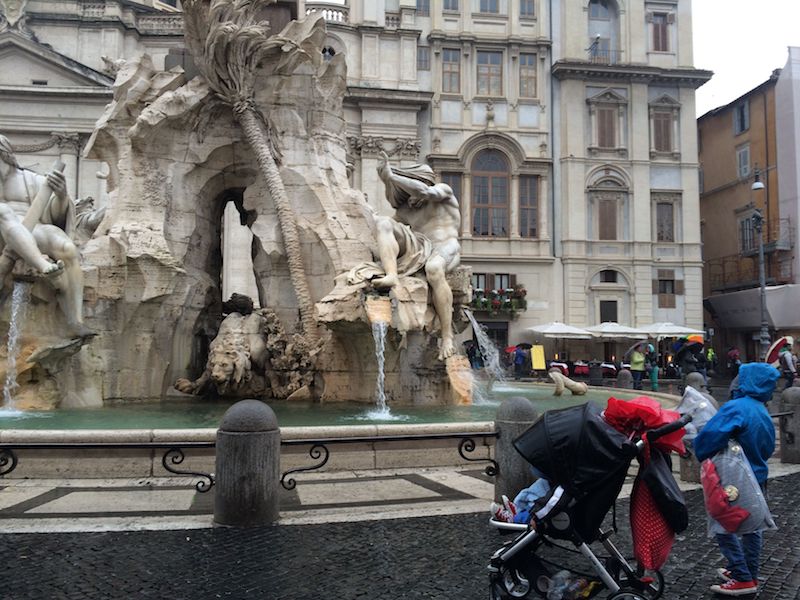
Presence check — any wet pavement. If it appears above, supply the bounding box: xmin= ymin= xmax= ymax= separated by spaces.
xmin=2 ymin=465 xmax=800 ymax=599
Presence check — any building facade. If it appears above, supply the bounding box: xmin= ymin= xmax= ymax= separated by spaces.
xmin=0 ymin=0 xmax=709 ymax=355
xmin=699 ymin=51 xmax=800 ymax=363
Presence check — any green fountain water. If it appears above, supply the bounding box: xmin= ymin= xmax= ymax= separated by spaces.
xmin=0 ymin=382 xmax=646 ymax=430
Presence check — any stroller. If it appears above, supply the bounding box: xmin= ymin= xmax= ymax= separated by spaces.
xmin=488 ymin=401 xmax=690 ymax=600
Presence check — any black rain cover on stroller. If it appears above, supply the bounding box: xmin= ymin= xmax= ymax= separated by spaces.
xmin=513 ymin=402 xmax=637 ymax=542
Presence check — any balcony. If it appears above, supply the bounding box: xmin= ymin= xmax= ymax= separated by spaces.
xmin=305 ymin=2 xmax=349 ymax=23
xmin=587 ymin=48 xmax=623 ymax=65
xmin=707 ymin=253 xmax=793 ymax=292
xmin=740 ymin=217 xmax=795 ymax=257
xmin=468 ymin=287 xmax=527 ymax=319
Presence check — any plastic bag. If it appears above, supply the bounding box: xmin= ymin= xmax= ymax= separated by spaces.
xmin=676 ymin=386 xmax=718 ymax=447
xmin=605 ymin=396 xmax=685 ymax=454
xmin=701 ymin=441 xmax=776 ymax=536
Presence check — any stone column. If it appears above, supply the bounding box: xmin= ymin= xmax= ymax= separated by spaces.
xmin=779 ymin=386 xmax=800 ymax=464
xmin=494 ymin=396 xmax=539 ymax=502
xmin=54 ymin=133 xmax=81 ymax=199
xmin=214 ymin=399 xmax=281 ymax=527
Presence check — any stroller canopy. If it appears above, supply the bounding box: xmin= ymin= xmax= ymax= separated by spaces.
xmin=513 ymin=402 xmax=636 ymax=498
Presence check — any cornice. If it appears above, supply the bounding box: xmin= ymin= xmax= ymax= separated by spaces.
xmin=552 ymin=60 xmax=713 ymax=89
xmin=346 ymin=86 xmax=433 ymax=106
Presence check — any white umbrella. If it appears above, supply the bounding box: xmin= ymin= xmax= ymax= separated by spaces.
xmin=585 ymin=322 xmax=648 ymax=339
xmin=639 ymin=322 xmax=705 ymax=338
xmin=526 ymin=321 xmax=593 ymax=340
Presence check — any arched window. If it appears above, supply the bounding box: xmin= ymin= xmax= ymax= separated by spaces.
xmin=471 ymin=149 xmax=509 ymax=236
xmin=590 ymin=178 xmax=625 ymax=241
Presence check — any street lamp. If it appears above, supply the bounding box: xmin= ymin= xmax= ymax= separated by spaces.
xmin=751 ymin=169 xmax=770 ymax=361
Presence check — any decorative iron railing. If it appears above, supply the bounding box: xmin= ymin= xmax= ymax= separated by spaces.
xmin=0 ymin=442 xmax=215 ymax=492
xmin=0 ymin=431 xmax=499 ymax=492
xmin=280 ymin=431 xmax=499 ymax=490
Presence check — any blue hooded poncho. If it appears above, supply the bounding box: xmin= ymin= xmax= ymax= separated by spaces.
xmin=694 ymin=362 xmax=780 ymax=483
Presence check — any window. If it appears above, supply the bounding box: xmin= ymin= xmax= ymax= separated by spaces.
xmin=416 ymin=0 xmax=430 ymax=16
xmin=734 ymin=101 xmax=750 ymax=135
xmin=417 ymin=47 xmax=430 ymax=71
xmin=520 ymin=0 xmax=535 ymax=18
xmin=652 ymin=13 xmax=669 ymax=51
xmin=472 ymin=273 xmax=487 ymax=291
xmin=441 ymin=172 xmax=462 ymax=201
xmin=589 ymin=0 xmax=610 ymax=19
xmin=740 ymin=216 xmax=757 ymax=252
xmin=600 ymin=269 xmax=617 ymax=283
xmin=480 ymin=0 xmax=499 ymax=13
xmin=471 ymin=273 xmax=512 ymax=292
xmin=477 ymin=51 xmax=503 ymax=96
xmin=736 ymin=145 xmax=750 ymax=178
xmin=599 ymin=300 xmax=618 ymax=323
xmin=444 ymin=0 xmax=459 ymax=10
xmin=598 ymin=196 xmax=617 ymax=240
xmin=472 ymin=150 xmax=509 ymax=237
xmin=654 ymin=270 xmax=682 ymax=308
xmin=442 ymin=48 xmax=461 ymax=94
xmin=519 ymin=175 xmax=538 ymax=238
xmin=656 ymin=202 xmax=674 ymax=242
xmin=652 ymin=110 xmax=672 ymax=152
xmin=519 ymin=53 xmax=537 ymax=98
xmin=597 ymin=106 xmax=616 ymax=148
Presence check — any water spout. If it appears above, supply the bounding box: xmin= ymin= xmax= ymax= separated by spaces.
xmin=463 ymin=308 xmax=506 ymax=386
xmin=3 ymin=282 xmax=31 ymax=410
xmin=365 ymin=295 xmax=392 ymax=418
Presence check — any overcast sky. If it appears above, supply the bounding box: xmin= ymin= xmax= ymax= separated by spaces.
xmin=693 ymin=1 xmax=800 ymax=116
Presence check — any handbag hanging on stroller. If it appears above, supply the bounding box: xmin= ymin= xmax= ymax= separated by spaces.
xmin=487 ymin=400 xmax=690 ymax=600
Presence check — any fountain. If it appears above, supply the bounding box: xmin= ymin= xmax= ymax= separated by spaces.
xmin=0 ymin=3 xmax=476 ymax=413
xmin=0 ymin=2 xmax=678 ymax=487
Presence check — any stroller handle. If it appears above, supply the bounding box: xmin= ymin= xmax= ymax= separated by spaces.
xmin=635 ymin=413 xmax=693 ymax=450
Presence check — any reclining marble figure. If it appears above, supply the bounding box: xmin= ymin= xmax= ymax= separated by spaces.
xmin=356 ymin=151 xmax=461 ymax=360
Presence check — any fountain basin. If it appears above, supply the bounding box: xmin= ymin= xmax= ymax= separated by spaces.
xmin=0 ymin=384 xmax=680 ymax=479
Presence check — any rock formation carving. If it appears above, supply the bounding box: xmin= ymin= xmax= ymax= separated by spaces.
xmin=182 ymin=0 xmax=326 ymax=344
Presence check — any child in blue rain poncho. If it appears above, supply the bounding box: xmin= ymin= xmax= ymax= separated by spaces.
xmin=693 ymin=362 xmax=780 ymax=597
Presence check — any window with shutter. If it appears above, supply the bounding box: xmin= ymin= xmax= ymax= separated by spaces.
xmin=598 ymin=197 xmax=617 ymax=240
xmin=597 ymin=106 xmax=616 ymax=148
xmin=653 ymin=110 xmax=672 ymax=152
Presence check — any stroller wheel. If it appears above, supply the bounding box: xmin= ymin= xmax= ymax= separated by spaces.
xmin=618 ymin=568 xmax=664 ymax=599
xmin=489 ymin=566 xmax=533 ymax=599
xmin=608 ymin=593 xmax=648 ymax=600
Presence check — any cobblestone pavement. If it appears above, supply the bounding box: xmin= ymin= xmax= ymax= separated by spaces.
xmin=2 ymin=472 xmax=800 ymax=599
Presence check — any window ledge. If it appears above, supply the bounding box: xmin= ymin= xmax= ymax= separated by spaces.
xmin=650 ymin=150 xmax=681 ymax=160
xmin=471 ymin=12 xmax=507 ymax=20
xmin=588 ymin=146 xmax=628 ymax=158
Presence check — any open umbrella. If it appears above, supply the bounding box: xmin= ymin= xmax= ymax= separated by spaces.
xmin=526 ymin=322 xmax=593 ymax=339
xmin=766 ymin=336 xmax=794 ymax=366
xmin=585 ymin=322 xmax=647 ymax=339
xmin=623 ymin=340 xmax=649 ymax=360
xmin=639 ymin=322 xmax=705 ymax=338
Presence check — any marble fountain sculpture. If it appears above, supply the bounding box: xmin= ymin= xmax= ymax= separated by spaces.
xmin=0 ymin=0 xmax=473 ymax=411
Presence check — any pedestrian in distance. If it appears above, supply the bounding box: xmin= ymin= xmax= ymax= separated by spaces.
xmin=693 ymin=362 xmax=781 ymax=596
xmin=629 ymin=343 xmax=646 ymax=390
xmin=778 ymin=345 xmax=797 ymax=391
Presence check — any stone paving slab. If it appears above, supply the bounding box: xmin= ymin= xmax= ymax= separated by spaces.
xmin=3 ymin=472 xmax=800 ymax=599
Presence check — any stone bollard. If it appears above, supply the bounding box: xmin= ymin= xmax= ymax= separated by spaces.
xmin=616 ymin=369 xmax=633 ymax=389
xmin=494 ymin=397 xmax=540 ymax=502
xmin=214 ymin=399 xmax=281 ymax=527
xmin=679 ymin=452 xmax=702 ymax=484
xmin=779 ymin=387 xmax=800 ymax=464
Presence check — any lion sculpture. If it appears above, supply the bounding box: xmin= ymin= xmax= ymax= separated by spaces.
xmin=175 ymin=307 xmax=317 ymax=400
